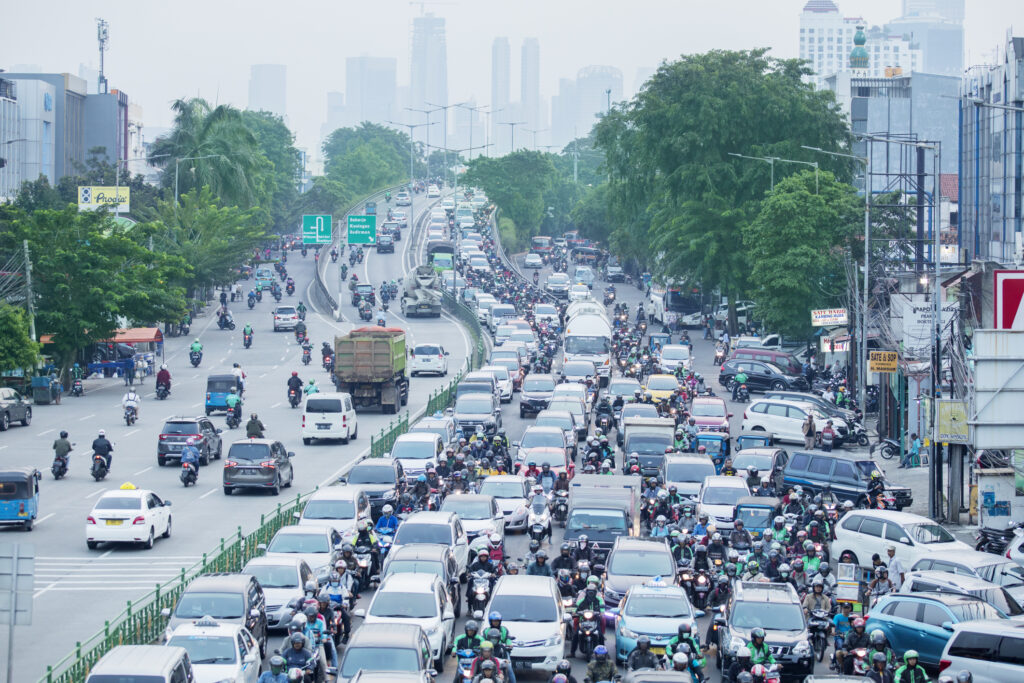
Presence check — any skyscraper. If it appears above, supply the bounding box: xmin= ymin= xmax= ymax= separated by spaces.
xmin=410 ymin=13 xmax=447 ymax=140
xmin=346 ymin=56 xmax=397 ymax=126
xmin=550 ymin=78 xmax=577 ymax=150
xmin=247 ymin=64 xmax=287 ymax=117
xmin=901 ymin=0 xmax=964 ymax=23
xmin=521 ymin=38 xmax=540 ymax=138
xmin=321 ymin=91 xmax=345 ymax=141
xmin=491 ymin=37 xmax=511 ymax=154
xmin=574 ymin=66 xmax=622 ymax=135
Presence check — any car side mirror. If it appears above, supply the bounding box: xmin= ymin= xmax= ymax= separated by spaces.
xmin=163 ymin=500 xmax=172 ymax=507
xmin=900 ymin=537 xmax=910 ymax=544
xmin=443 ymin=608 xmax=455 ymax=620
xmin=714 ymin=614 xmax=727 ymax=625
xmin=337 ymin=476 xmax=347 ymax=484
xmin=941 ymin=621 xmax=954 ymax=631
xmin=728 ymin=413 xmax=734 ymax=419
xmin=244 ymin=652 xmax=258 ymax=664
xmin=216 ymin=428 xmax=223 ymax=434
xmin=250 ymin=608 xmax=260 ymax=618
xmin=287 ymin=451 xmax=296 ymax=458
xmin=257 ymin=543 xmax=267 ymax=552
xmin=293 ymin=512 xmax=301 ymax=520
xmin=353 ymin=608 xmax=366 ymax=618
xmin=445 ymin=351 xmax=450 ymax=356
xmin=160 ymin=607 xmax=171 ymax=618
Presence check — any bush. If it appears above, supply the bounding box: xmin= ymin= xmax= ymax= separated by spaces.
xmin=498 ymin=216 xmax=526 ymax=253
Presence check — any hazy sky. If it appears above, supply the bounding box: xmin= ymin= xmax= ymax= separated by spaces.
xmin=3 ymin=0 xmax=1021 ymax=156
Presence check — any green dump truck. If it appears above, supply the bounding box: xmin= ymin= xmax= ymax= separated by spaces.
xmin=334 ymin=327 xmax=410 ymax=413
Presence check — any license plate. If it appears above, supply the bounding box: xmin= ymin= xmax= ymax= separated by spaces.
xmin=106 ymin=519 xmax=123 ymax=526
xmin=317 ymin=424 xmax=331 ymax=430
xmin=651 ymin=647 xmax=666 ymax=655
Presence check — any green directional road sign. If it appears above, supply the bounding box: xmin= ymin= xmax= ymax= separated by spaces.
xmin=302 ymin=214 xmax=333 ymax=245
xmin=347 ymin=215 xmax=377 ymax=245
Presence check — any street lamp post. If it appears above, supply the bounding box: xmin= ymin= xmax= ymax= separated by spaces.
xmin=175 ymin=155 xmax=224 ymax=209
xmin=406 ymin=107 xmax=437 ymax=175
xmin=388 ymin=120 xmax=436 ymax=234
xmin=498 ymin=121 xmax=526 ymax=153
xmin=456 ymin=103 xmax=490 ymax=162
xmin=728 ymin=152 xmax=776 ymax=190
xmin=437 ymin=144 xmax=492 ymax=196
xmin=426 ymin=101 xmax=466 ymax=187
xmin=524 ymin=128 xmax=548 ymax=151
xmin=484 ymin=107 xmax=504 ymax=157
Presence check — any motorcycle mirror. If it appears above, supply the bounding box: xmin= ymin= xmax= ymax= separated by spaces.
xmin=695 ymin=610 xmax=706 ymax=618
xmin=352 ymin=608 xmax=366 ymax=618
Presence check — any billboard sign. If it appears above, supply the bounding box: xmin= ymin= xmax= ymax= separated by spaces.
xmin=936 ymin=399 xmax=970 ymax=444
xmin=78 ymin=186 xmax=130 ymax=212
xmin=347 ymin=215 xmax=377 ymax=245
xmin=811 ymin=308 xmax=848 ymax=327
xmin=994 ymin=270 xmax=1024 ymax=330
xmin=868 ymin=350 xmax=899 ymax=373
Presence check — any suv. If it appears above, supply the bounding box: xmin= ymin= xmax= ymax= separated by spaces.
xmin=719 ymin=358 xmax=809 ymax=394
xmin=340 ymin=458 xmax=404 ymax=518
xmin=0 ymin=387 xmax=31 ymax=431
xmin=941 ymin=619 xmax=1024 ymax=681
xmin=157 ymin=416 xmax=223 ymax=466
xmin=742 ymin=398 xmax=850 ymax=445
xmin=301 ymin=391 xmax=357 ymax=445
xmin=272 ymin=305 xmax=299 ymax=331
xmin=376 ymin=232 xmax=395 ymax=253
xmin=222 ymin=438 xmax=295 ymax=496
xmin=834 ymin=510 xmax=970 ymax=570
xmin=782 ymin=451 xmax=913 ymax=509
xmin=162 ymin=573 xmax=268 ymax=658
xmin=762 ymin=389 xmax=858 ymax=424
xmin=715 ymin=581 xmax=813 ymax=677
xmin=520 ymin=373 xmax=557 ymax=418
xmin=603 ymin=537 xmax=677 ymax=609
xmin=338 ymin=623 xmax=433 ymax=683
xmin=690 ymin=396 xmax=731 ymax=434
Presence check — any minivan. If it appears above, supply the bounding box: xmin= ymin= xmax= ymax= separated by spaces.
xmin=782 ymin=450 xmax=913 ymax=510
xmin=940 ymin=619 xmax=1024 ymax=681
xmin=222 ymin=439 xmax=295 ymax=495
xmin=86 ymin=645 xmax=194 ymax=683
xmin=388 ymin=432 xmax=444 ymax=476
xmin=911 ymin=550 xmax=1024 ymax=603
xmin=742 ymin=398 xmax=846 ymax=445
xmin=488 ymin=304 xmax=518 ymax=333
xmin=487 ymin=575 xmax=566 ymax=672
xmin=901 ymin=571 xmax=1024 ymax=617
xmin=297 ymin=485 xmax=371 ymax=537
xmin=520 ymin=373 xmax=556 ymax=418
xmin=660 ymin=453 xmax=718 ymax=499
xmin=453 ymin=392 xmax=502 ymax=436
xmin=338 ymin=623 xmax=435 ymax=683
xmin=162 ymin=573 xmax=268 ymax=656
xmin=301 ymin=392 xmax=358 ymax=445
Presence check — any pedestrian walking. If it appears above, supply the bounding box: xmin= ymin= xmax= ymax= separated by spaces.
xmin=802 ymin=414 xmax=817 ymax=450
xmin=124 ymin=361 xmax=136 ymax=386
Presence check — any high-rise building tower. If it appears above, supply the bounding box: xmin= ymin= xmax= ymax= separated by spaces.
xmin=521 ymin=38 xmax=540 ymax=136
xmin=574 ymin=66 xmax=622 ymax=135
xmin=346 ymin=56 xmax=397 ymax=126
xmin=491 ymin=37 xmax=511 ymax=154
xmin=247 ymin=64 xmax=287 ymax=117
xmin=410 ymin=13 xmax=448 ymax=140
xmin=901 ymin=0 xmax=964 ymax=23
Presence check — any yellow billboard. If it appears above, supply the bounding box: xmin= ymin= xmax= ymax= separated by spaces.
xmin=78 ymin=186 xmax=130 ymax=212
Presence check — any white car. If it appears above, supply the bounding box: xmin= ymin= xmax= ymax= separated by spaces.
xmin=833 ymin=509 xmax=972 ymax=570
xmin=535 ymin=410 xmax=579 ymax=457
xmin=166 ymin=618 xmax=260 ymax=683
xmin=356 ymin=573 xmax=455 ymax=669
xmin=411 ymin=343 xmax=449 ymax=377
xmin=741 ymin=398 xmax=845 ymax=444
xmin=487 ymin=575 xmax=566 ymax=672
xmin=508 ymin=330 xmax=539 ymax=356
xmin=696 ymin=475 xmax=750 ymax=530
xmin=396 ymin=191 xmax=412 ymax=206
xmin=388 ymin=432 xmax=443 ymax=476
xmin=86 ymin=484 xmax=172 ymax=550
xmin=552 ymin=382 xmax=593 ymax=413
xmin=241 ymin=556 xmax=315 ymax=630
xmin=427 ymin=185 xmax=441 ymax=198
xmin=568 ymin=284 xmax=591 ymax=302
xmin=272 ymin=305 xmax=299 ymax=331
xmin=426 ymin=229 xmax=446 ymax=242
xmin=301 ymin=391 xmax=358 ymax=445
xmin=440 ymin=493 xmax=506 ymax=543
xmin=469 ymin=256 xmax=491 ymax=273
xmin=297 ymin=486 xmax=371 ymax=539
xmin=480 ymin=365 xmax=514 ymax=403
xmin=391 ymin=210 xmax=409 ymax=227
xmin=430 ymin=208 xmax=446 ymax=220
xmin=390 ymin=511 xmax=470 ymax=579
xmin=478 ymin=475 xmax=530 ymax=533
xmin=524 ymin=253 xmax=544 ymax=269
xmin=441 ymin=197 xmax=455 ymax=211
xmin=658 ymin=344 xmax=692 ymax=373
xmin=260 ymin=525 xmax=341 ymax=579
xmin=533 ymin=303 xmax=559 ymax=324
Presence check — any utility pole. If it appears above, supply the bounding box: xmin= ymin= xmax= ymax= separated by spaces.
xmin=605 ymin=88 xmax=611 ymax=113
xmin=498 ymin=121 xmax=525 ymax=152
xmin=22 ymin=240 xmax=35 ymax=341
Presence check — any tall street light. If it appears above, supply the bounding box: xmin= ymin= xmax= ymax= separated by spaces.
xmin=484 ymin=107 xmax=504 ymax=157
xmin=406 ymin=106 xmax=437 ymax=175
xmin=115 ymin=153 xmax=167 ymax=218
xmin=437 ymin=144 xmax=492 ymax=196
xmin=426 ymin=101 xmax=466 ymax=187
xmin=175 ymin=155 xmax=225 ymax=209
xmin=728 ymin=152 xmax=776 ymax=190
xmin=524 ymin=128 xmax=548 ymax=151
xmin=498 ymin=121 xmax=526 ymax=153
xmin=388 ymin=120 xmax=436 ymax=232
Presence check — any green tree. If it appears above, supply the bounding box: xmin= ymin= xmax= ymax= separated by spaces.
xmin=570 ymin=183 xmax=614 ymax=244
xmin=743 ymin=170 xmax=861 ymax=336
xmin=240 ymin=111 xmax=301 ymax=233
xmin=294 ymin=176 xmax=353 ymax=219
xmin=150 ymin=98 xmax=272 ymax=209
xmin=0 ymin=304 xmax=39 ymax=374
xmin=463 ymin=151 xmax=558 ymax=242
xmin=322 ymin=123 xmax=417 ymax=194
xmin=13 ymin=175 xmax=64 ymax=212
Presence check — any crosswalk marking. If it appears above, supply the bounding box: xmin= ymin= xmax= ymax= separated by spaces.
xmin=33 ymin=556 xmax=202 ymax=595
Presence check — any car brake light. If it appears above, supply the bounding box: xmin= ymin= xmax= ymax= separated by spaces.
xmin=302 ymin=415 xmax=306 ymax=428
xmin=132 ymin=516 xmax=146 ymax=525
xmin=206 ymin=392 xmax=211 ymax=401
xmin=260 ymin=460 xmax=276 ymax=469
xmin=87 ymin=516 xmax=96 ymax=525
xmin=1007 ymin=546 xmax=1013 ymax=559
xmin=939 ymin=659 xmax=951 ymax=673
xmin=159 ymin=434 xmax=166 ymax=440
xmin=19 ymin=503 xmax=25 ymax=514
xmin=439 ymin=354 xmax=443 ymax=359
xmin=225 ymin=460 xmax=237 ymax=467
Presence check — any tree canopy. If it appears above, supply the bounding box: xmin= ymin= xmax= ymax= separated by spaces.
xmin=322 ymin=123 xmax=419 ymax=196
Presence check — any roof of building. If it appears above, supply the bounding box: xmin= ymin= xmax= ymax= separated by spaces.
xmin=940 ymin=173 xmax=959 ymax=200
xmin=803 ymin=0 xmax=839 ymax=12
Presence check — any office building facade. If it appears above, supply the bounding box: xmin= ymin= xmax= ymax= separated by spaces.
xmin=248 ymin=64 xmax=287 ymax=117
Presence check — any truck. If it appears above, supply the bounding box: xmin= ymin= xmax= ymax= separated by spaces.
xmin=622 ymin=417 xmax=677 ymax=478
xmin=563 ymin=313 xmax=613 ymax=386
xmin=565 ymin=474 xmax=641 ymax=561
xmin=400 ymin=264 xmax=443 ymax=317
xmin=334 ymin=327 xmax=410 ymax=413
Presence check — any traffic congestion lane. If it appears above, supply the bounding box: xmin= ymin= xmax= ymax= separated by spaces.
xmin=12 ymin=194 xmax=472 ymax=681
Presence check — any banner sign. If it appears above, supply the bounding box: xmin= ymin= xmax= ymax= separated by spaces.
xmin=78 ymin=186 xmax=130 ymax=212
xmin=811 ymin=308 xmax=848 ymax=327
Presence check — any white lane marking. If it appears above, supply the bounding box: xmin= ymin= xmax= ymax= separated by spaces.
xmin=78 ymin=413 xmax=95 ymax=421
xmin=259 ymin=373 xmax=267 ymax=378
xmin=35 ymin=512 xmax=55 ymax=526
xmin=133 ymin=466 xmax=152 ymax=476
xmin=271 ymin=402 xmax=282 ymax=409
xmin=199 ymin=488 xmax=217 ymax=499
xmin=191 ymin=402 xmax=202 ymax=408
xmin=124 ymin=429 xmax=138 ymax=437
xmin=39 ymin=429 xmax=55 ymax=436
xmin=0 ymin=446 xmax=7 ymax=451
xmin=85 ymin=488 xmax=106 ymax=499
xmin=99 ymin=550 xmax=113 ymax=558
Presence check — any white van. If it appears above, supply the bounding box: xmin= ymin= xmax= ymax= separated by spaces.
xmin=487 ymin=575 xmax=566 ymax=672
xmin=86 ymin=645 xmax=195 ymax=683
xmin=301 ymin=392 xmax=358 ymax=445
xmin=563 ymin=313 xmax=613 ymax=385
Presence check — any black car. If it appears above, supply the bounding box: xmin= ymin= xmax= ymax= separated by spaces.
xmin=376 ymin=234 xmax=395 ymax=253
xmin=157 ymin=416 xmax=223 ymax=466
xmin=340 ymin=458 xmax=404 ymax=519
xmin=716 ymin=581 xmax=813 ymax=677
xmin=0 ymin=387 xmax=32 ymax=431
xmin=718 ymin=359 xmax=808 ymax=393
xmin=782 ymin=450 xmax=913 ymax=510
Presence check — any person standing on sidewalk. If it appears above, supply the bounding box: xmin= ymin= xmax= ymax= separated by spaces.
xmin=802 ymin=414 xmax=817 ymax=450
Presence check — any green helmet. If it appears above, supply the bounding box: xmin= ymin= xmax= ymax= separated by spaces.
xmin=587 ymin=575 xmax=601 ymax=586
xmin=904 ymin=649 xmax=919 ymax=662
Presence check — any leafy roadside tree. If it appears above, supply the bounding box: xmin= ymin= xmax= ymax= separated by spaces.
xmin=463 ymin=151 xmax=558 ymax=241
xmin=240 ymin=111 xmax=301 ymax=234
xmin=569 ymin=183 xmax=613 ymax=244
xmin=294 ymin=176 xmax=354 ymax=220
xmin=0 ymin=304 xmax=39 ymax=374
xmin=322 ymin=123 xmax=418 ymax=194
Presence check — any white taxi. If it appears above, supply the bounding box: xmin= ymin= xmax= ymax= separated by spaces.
xmin=166 ymin=617 xmax=260 ymax=683
xmin=272 ymin=305 xmax=299 ymax=331
xmin=86 ymin=483 xmax=173 ymax=550
xmin=569 ymin=284 xmax=591 ymax=302
xmin=427 ymin=184 xmax=441 ymax=198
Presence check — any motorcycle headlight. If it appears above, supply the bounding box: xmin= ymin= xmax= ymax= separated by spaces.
xmin=728 ymin=636 xmax=745 ymax=653
xmin=794 ymin=640 xmax=811 ymax=655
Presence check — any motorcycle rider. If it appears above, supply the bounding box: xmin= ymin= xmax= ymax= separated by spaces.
xmin=552 ymin=543 xmax=576 ymax=572
xmin=526 ymin=549 xmax=553 ymax=577
xmin=538 ymin=463 xmax=556 ymax=491
xmin=246 ymin=413 xmax=266 ymax=438
xmin=741 ymin=559 xmax=767 ymax=583
xmin=374 ymin=504 xmax=399 ymax=535
xmin=627 ymin=635 xmax=661 ymax=671
xmin=868 ymin=566 xmax=894 ymax=603
xmin=287 ymin=371 xmax=303 ymax=399
xmin=867 ymin=651 xmax=895 ymax=683
xmin=156 ymin=364 xmax=171 ymax=392
xmin=280 ymin=632 xmax=315 ymax=674
xmin=585 ymin=646 xmax=617 ymax=683
xmin=725 ymin=646 xmax=753 ymax=683
xmin=486 ymin=612 xmax=512 ymax=652
xmin=466 ymin=549 xmax=498 ymax=606
xmin=671 ymin=531 xmax=694 ymax=565
xmin=303 ymin=378 xmax=319 ymax=396
xmin=867 ymin=471 xmax=886 ymax=508
xmin=224 ymin=386 xmax=242 ymax=419
xmin=894 ymin=650 xmax=928 ymax=683
xmin=867 ymin=629 xmax=897 ymax=671
xmin=745 ymin=466 xmax=761 ymax=491
xmin=747 ymin=628 xmax=775 ymax=669
xmin=835 ymin=617 xmax=870 ymax=674
xmin=692 ymin=512 xmax=711 ymax=538
xmin=92 ymin=429 xmax=114 ymax=471
xmin=678 ymin=504 xmax=697 ymax=533
xmin=190 ymin=338 xmax=203 ymax=355
xmin=667 ymin=623 xmax=704 ymax=675
xmin=730 ymin=520 xmax=753 ymax=550
xmin=766 ymin=516 xmax=790 ymax=546
xmin=452 ymin=619 xmax=484 ymax=656
xmin=706 ymin=532 xmax=728 ymax=562
xmin=180 ymin=438 xmax=200 ymax=480
xmin=732 ymin=368 xmax=748 ymax=400
xmin=573 ymin=535 xmax=595 ymax=565
xmin=53 ymin=430 xmax=72 ymax=471
xmin=122 ymin=386 xmax=141 ymax=419
xmin=257 ymin=655 xmax=289 ymax=683
xmin=802 ymin=577 xmax=832 ymax=617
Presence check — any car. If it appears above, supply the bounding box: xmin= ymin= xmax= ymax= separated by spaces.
xmin=478 ymin=475 xmax=530 ymax=533
xmin=573 ymin=265 xmax=596 ymax=288
xmin=380 ymin=543 xmax=463 ymax=616
xmin=741 ymin=398 xmax=849 ymax=445
xmin=376 ymin=232 xmax=395 ymax=253
xmin=865 ymin=592 xmax=1009 ymax=669
xmin=719 ymin=358 xmax=809 ymax=393
xmin=338 ymin=622 xmax=434 ymax=683
xmin=427 ymin=184 xmax=440 ymax=198
xmin=533 ymin=303 xmax=559 ymax=324
xmin=440 ymin=493 xmax=505 ymax=542
xmin=660 ymin=453 xmax=718 ymax=500
xmin=355 ymin=573 xmax=455 ymax=670
xmin=440 ymin=197 xmax=455 ymax=211
xmin=453 ymin=392 xmax=502 ymax=436
xmin=441 ymin=272 xmax=466 ymax=292
xmin=546 ymin=396 xmax=589 ymax=440
xmin=561 ymin=360 xmax=597 ymax=386
xmin=301 ymin=391 xmax=358 ymax=445
xmin=387 ymin=432 xmax=444 ymax=477
xmin=763 ymin=389 xmax=859 ymax=424
xmin=382 ymin=220 xmax=403 ymax=240
xmin=899 ymin=570 xmax=1024 ymax=617
xmin=524 ymin=253 xmax=544 ymax=269
xmin=475 ymin=295 xmax=498 ymax=324
xmin=514 ymin=433 xmax=572 ymax=478
xmin=157 ymin=416 xmax=223 ymax=466
xmin=535 ymin=409 xmax=579 ymax=458
xmin=606 ymin=377 xmax=642 ymax=405
xmin=833 ymin=509 xmax=971 ymax=570
xmin=409 ymin=415 xmax=458 ymax=447
xmin=272 ymin=305 xmax=299 ymax=331
xmin=690 ymin=396 xmax=731 ymax=434
xmin=340 ymin=458 xmax=404 ymax=518
xmin=162 ymin=573 xmax=268 ymax=658
xmin=489 ymin=349 xmax=525 ymax=382
xmin=553 ymin=381 xmax=594 ymax=415
xmin=614 ymin=581 xmax=703 ymax=662
xmin=520 ymin=373 xmax=557 ymax=418
xmin=297 ymin=485 xmax=371 ymax=538
xmin=487 ymin=575 xmax=566 ymax=672
xmin=241 ymin=555 xmax=314 ymax=630
xmin=939 ymin=618 xmax=1024 ymax=681
xmin=910 ymin=550 xmax=1024 ymax=603
xmin=507 ymin=329 xmax=539 ymax=355
xmin=697 ymin=475 xmax=750 ymax=530
xmin=260 ymin=524 xmax=341 ymax=580
xmin=603 ymin=538 xmax=677 ymax=609
xmin=410 ymin=343 xmax=449 ymax=377
xmin=86 ymin=483 xmax=173 ymax=550
xmin=0 ymin=387 xmax=31 ymax=430
xmin=716 ymin=581 xmax=813 ymax=677
xmin=426 ymin=229 xmax=446 ymax=242
xmin=781 ymin=450 xmax=913 ymax=509
xmin=390 ymin=511 xmax=470 ymax=580
xmin=568 ymin=284 xmax=591 ymax=302
xmin=395 ymin=192 xmax=412 ymax=206
xmin=643 ymin=374 xmax=681 ymax=402
xmin=468 ymin=255 xmax=490 ymax=272
xmin=166 ymin=617 xmax=260 ymax=683
xmin=222 ymin=438 xmax=294 ymax=496
xmin=657 ymin=344 xmax=692 ymax=374
xmin=730 ymin=447 xmax=789 ymax=489
xmin=546 ymin=273 xmax=571 ymax=298
xmin=606 ymin=264 xmax=625 ymax=282
xmin=478 ymin=365 xmax=514 ymax=403
xmin=493 ymin=323 xmax=518 ymax=346
xmin=86 ymin=645 xmax=194 ymax=683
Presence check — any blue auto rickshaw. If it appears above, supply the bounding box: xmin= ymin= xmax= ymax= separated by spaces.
xmin=648 ymin=332 xmax=671 ymax=352
xmin=695 ymin=432 xmax=731 ymax=473
xmin=0 ymin=467 xmax=42 ymax=530
xmin=733 ymin=496 xmax=782 ymax=542
xmin=205 ymin=374 xmax=242 ymax=415
xmin=735 ymin=433 xmax=773 ymax=451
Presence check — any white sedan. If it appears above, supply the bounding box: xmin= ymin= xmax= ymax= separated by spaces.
xmin=524 ymin=253 xmax=544 ymax=269
xmin=167 ymin=618 xmax=260 ymax=683
xmin=427 ymin=185 xmax=441 ymax=198
xmin=86 ymin=483 xmax=173 ymax=550
xmin=569 ymin=284 xmax=591 ymax=302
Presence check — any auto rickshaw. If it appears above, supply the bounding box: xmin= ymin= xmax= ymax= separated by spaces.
xmin=733 ymin=496 xmax=782 ymax=543
xmin=205 ymin=374 xmax=243 ymax=415
xmin=648 ymin=332 xmax=671 ymax=352
xmin=735 ymin=433 xmax=773 ymax=451
xmin=0 ymin=467 xmax=42 ymax=530
xmin=695 ymin=431 xmax=731 ymax=473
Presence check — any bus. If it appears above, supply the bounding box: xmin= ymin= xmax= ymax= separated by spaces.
xmin=647 ymin=285 xmax=702 ymax=327
xmin=531 ymin=236 xmax=553 ymax=254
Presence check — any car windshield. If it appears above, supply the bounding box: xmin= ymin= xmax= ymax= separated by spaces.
xmin=441 ymin=499 xmax=492 ymax=520
xmin=610 ymin=550 xmax=674 ymax=577
xmin=548 ymin=275 xmax=569 ymax=285
xmin=94 ymin=496 xmax=142 ymax=510
xmin=174 ymin=592 xmax=244 ymax=619
xmin=647 ymin=376 xmax=679 ymax=391
xmin=662 ymin=347 xmax=690 ymax=360
xmin=736 ymin=506 xmax=774 ymax=528
xmin=384 ymin=560 xmax=444 ymax=580
xmin=488 ymin=594 xmax=557 ymax=622
xmin=666 ymin=462 xmax=716 ymax=483
xmin=267 ymin=532 xmax=330 ymax=554
xmin=226 ymin=444 xmax=272 ymax=462
xmin=302 ymin=500 xmax=356 ymax=520
xmin=702 ymin=486 xmax=747 ymax=506
xmin=496 ymin=326 xmax=517 ymax=338
xmin=625 ymin=594 xmax=692 ymax=618
xmin=523 ymin=377 xmax=555 ymax=392
xmin=244 ymin=563 xmax=299 ymax=589
xmin=394 ymin=523 xmax=451 ymax=545
xmin=369 ymin=591 xmax=438 ymax=618
xmin=907 ymin=523 xmax=955 ymax=544
xmin=484 ymin=367 xmax=510 ymax=382
xmin=626 ymin=434 xmax=672 ymax=453
xmin=731 ymin=454 xmax=775 ymax=471
xmin=522 ymin=430 xmax=564 ymax=449
xmin=692 ymin=402 xmax=726 ymax=418
xmin=535 ymin=305 xmax=557 ymax=316
xmin=621 ymin=404 xmax=659 ymax=419
xmin=161 ymin=422 xmax=200 ymax=434
xmin=456 ymin=397 xmax=493 ymax=414
xmin=305 ymin=398 xmax=342 ymax=413
xmin=548 ymin=399 xmax=582 ymax=415
xmin=947 ymin=600 xmax=1007 ymax=622
xmin=414 ymin=345 xmax=442 ymax=356
xmin=731 ymin=602 xmax=805 ymax=631
xmin=536 ymin=415 xmax=572 ymax=431
xmin=207 ymin=378 xmax=237 ymax=393
xmin=608 ymin=380 xmax=641 ymax=396
xmin=522 ymin=450 xmax=566 ymax=468
xmin=479 ymin=481 xmax=525 ymax=499
xmin=347 ymin=466 xmax=395 ymax=485
xmin=391 ymin=440 xmax=437 ymax=460
xmin=276 ymin=307 xmax=296 ymax=315
xmin=341 ymin=647 xmax=420 ymax=677
xmin=564 ymin=363 xmax=595 ymax=377
xmin=565 ymin=336 xmax=610 ymax=355
xmin=567 ymin=509 xmax=627 ymax=532
xmin=167 ymin=635 xmax=236 ymax=665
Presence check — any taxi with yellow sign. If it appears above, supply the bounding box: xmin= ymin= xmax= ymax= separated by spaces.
xmin=611 ymin=579 xmax=705 ymax=663
xmin=85 ymin=482 xmax=173 ymax=550
xmin=642 ymin=374 xmax=682 ymax=402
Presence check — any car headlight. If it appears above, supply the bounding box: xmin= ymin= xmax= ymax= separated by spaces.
xmin=514 ymin=506 xmax=527 ymax=516
xmin=620 ymin=625 xmax=639 ymax=639
xmin=545 ymin=634 xmax=562 ymax=647
xmin=426 ymin=624 xmax=440 ymax=637
xmin=794 ymin=640 xmax=811 ymax=655
xmin=728 ymin=636 xmax=745 ymax=653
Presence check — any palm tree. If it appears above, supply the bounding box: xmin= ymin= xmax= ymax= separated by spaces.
xmin=150 ymin=98 xmax=271 ymax=209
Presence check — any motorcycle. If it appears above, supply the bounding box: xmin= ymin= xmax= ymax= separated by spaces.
xmin=272 ymin=289 xmax=282 ymax=302
xmin=734 ymin=384 xmax=750 ymax=403
xmin=331 ymin=251 xmax=338 ymax=263
xmin=850 ymin=647 xmax=871 ymax=676
xmin=322 ymin=354 xmax=334 ymax=372
xmin=178 ymin=320 xmax=191 ymax=336
xmin=217 ymin=316 xmax=236 ymax=331
xmin=243 ymin=333 xmax=253 ymax=349
xmin=51 ymin=451 xmax=69 ymax=480
xmin=468 ymin=569 xmax=493 ymax=613
xmin=713 ymin=347 xmax=726 ymax=366
xmin=301 ymin=348 xmax=311 ymax=366
xmin=286 ymin=283 xmax=295 ymax=296
xmin=808 ymin=609 xmax=831 ymax=662
xmin=124 ymin=406 xmax=137 ymax=426
xmin=690 ymin=569 xmax=711 ymax=609
xmin=575 ymin=609 xmax=602 ymax=661
xmin=975 ymin=523 xmax=1023 ymax=555
xmin=359 ymin=306 xmax=373 ymax=322
xmin=873 ymin=437 xmax=900 ymax=460
xmin=91 ymin=453 xmax=109 ymax=481
xmin=71 ymin=379 xmax=84 ymax=397
xmin=288 ymin=387 xmax=301 ymax=408
xmin=528 ymin=498 xmax=551 ymax=542
xmin=247 ymin=297 xmax=256 ymax=310
xmin=553 ymin=490 xmax=569 ymax=527
xmin=156 ymin=383 xmax=170 ymax=400
xmin=377 ymin=316 xmax=386 ymax=327
xmin=455 ymin=648 xmax=478 ymax=682
xmin=848 ymin=422 xmax=870 ymax=447
xmin=189 ymin=351 xmax=202 ymax=367
xmin=353 ymin=545 xmax=374 ymax=588
xmin=226 ymin=406 xmax=241 ymax=430
xmin=180 ymin=461 xmax=198 ymax=487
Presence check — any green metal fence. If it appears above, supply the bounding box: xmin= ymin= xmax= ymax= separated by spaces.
xmin=41 ymin=491 xmax=316 ymax=683
xmin=424 ymin=369 xmax=464 ymax=415
xmin=369 ymin=412 xmax=410 ymax=458
xmin=443 ymin=290 xmax=486 ymax=371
